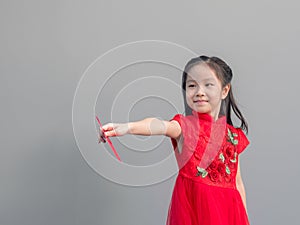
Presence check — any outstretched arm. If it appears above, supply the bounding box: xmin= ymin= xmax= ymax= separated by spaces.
xmin=129 ymin=118 xmax=181 ymax=138
xmin=98 ymin=118 xmax=181 ymax=143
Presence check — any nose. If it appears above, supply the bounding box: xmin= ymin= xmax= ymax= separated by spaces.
xmin=195 ymin=86 xmax=205 ymax=96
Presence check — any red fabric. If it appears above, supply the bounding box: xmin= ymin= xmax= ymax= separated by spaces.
xmin=167 ymin=110 xmax=250 ymax=225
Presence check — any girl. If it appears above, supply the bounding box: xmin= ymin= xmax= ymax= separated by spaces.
xmin=98 ymin=55 xmax=250 ymax=225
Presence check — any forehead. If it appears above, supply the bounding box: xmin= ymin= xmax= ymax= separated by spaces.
xmin=186 ymin=63 xmax=218 ymax=82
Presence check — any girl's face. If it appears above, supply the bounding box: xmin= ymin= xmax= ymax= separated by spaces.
xmin=185 ymin=63 xmax=230 ymax=120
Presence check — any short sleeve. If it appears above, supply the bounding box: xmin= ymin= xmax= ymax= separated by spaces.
xmin=169 ymin=114 xmax=184 ymax=152
xmin=236 ymin=128 xmax=250 ymax=154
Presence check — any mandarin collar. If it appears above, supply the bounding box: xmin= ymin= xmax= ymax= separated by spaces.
xmin=192 ymin=110 xmax=226 ymax=124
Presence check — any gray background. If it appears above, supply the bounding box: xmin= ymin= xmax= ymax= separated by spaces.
xmin=1 ymin=0 xmax=299 ymax=224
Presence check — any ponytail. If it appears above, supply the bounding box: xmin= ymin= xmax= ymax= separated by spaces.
xmin=225 ymin=87 xmax=248 ymax=134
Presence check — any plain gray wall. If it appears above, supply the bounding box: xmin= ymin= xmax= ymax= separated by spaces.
xmin=1 ymin=0 xmax=299 ymax=224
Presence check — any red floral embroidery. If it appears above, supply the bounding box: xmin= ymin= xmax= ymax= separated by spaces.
xmin=225 ymin=145 xmax=235 ymax=158
xmin=209 ymin=161 xmax=218 ymax=171
xmin=208 ymin=170 xmax=220 ymax=182
xmin=196 ymin=127 xmax=239 ymax=183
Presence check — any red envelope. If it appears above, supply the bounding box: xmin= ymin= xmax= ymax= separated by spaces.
xmin=96 ymin=116 xmax=122 ymax=161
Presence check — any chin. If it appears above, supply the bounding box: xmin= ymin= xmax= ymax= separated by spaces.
xmin=193 ymin=106 xmax=210 ymax=113
xmin=199 ymin=111 xmax=210 ymax=114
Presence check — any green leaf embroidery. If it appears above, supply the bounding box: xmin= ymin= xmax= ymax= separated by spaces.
xmin=219 ymin=153 xmax=225 ymax=163
xmin=227 ymin=129 xmax=231 ymax=138
xmin=196 ymin=167 xmax=208 ymax=178
xmin=233 ymin=139 xmax=238 ymax=145
xmin=230 ymin=158 xmax=237 ymax=163
xmin=230 ymin=152 xmax=237 ymax=163
xmin=201 ymin=171 xmax=208 ymax=178
xmin=226 ymin=165 xmax=231 ymax=174
xmin=227 ymin=128 xmax=238 ymax=146
xmin=197 ymin=167 xmax=205 ymax=172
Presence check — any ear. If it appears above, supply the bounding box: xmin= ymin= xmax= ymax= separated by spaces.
xmin=221 ymin=84 xmax=230 ymax=100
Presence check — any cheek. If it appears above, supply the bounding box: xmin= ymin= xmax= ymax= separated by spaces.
xmin=208 ymin=89 xmax=223 ymax=100
xmin=185 ymin=90 xmax=194 ymax=98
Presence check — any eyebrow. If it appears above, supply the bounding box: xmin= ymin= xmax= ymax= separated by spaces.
xmin=186 ymin=78 xmax=215 ymax=83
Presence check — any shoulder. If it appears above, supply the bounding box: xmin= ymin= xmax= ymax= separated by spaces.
xmin=227 ymin=125 xmax=250 ymax=154
xmin=169 ymin=114 xmax=198 ymax=134
xmin=168 ymin=114 xmax=186 ymax=139
xmin=169 ymin=113 xmax=196 ymax=125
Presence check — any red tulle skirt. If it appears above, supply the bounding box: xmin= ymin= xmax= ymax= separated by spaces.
xmin=166 ymin=174 xmax=250 ymax=225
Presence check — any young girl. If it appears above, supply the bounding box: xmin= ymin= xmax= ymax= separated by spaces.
xmin=98 ymin=55 xmax=250 ymax=225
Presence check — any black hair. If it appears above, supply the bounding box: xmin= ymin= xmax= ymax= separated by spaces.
xmin=181 ymin=55 xmax=248 ymax=133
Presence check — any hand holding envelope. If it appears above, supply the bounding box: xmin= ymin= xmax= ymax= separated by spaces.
xmin=96 ymin=116 xmax=121 ymax=161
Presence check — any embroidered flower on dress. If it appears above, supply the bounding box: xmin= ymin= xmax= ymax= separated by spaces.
xmin=217 ymin=162 xmax=226 ymax=174
xmin=195 ymin=128 xmax=239 ymax=182
xmin=208 ymin=170 xmax=219 ymax=182
xmin=225 ymin=145 xmax=235 ymax=158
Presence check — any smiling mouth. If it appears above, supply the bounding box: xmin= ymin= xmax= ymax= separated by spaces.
xmin=194 ymin=100 xmax=208 ymax=103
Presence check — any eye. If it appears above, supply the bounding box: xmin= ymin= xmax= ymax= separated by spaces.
xmin=188 ymin=84 xmax=196 ymax=88
xmin=205 ymin=83 xmax=214 ymax=87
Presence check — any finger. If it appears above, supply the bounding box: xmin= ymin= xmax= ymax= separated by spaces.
xmin=105 ymin=130 xmax=117 ymax=137
xmin=99 ymin=128 xmax=107 ymax=138
xmin=102 ymin=123 xmax=113 ymax=131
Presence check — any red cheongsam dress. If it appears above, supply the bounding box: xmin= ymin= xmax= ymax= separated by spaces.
xmin=166 ymin=110 xmax=250 ymax=225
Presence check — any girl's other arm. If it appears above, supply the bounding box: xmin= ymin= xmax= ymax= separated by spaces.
xmin=100 ymin=118 xmax=181 ymax=141
xmin=236 ymin=160 xmax=248 ymax=214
